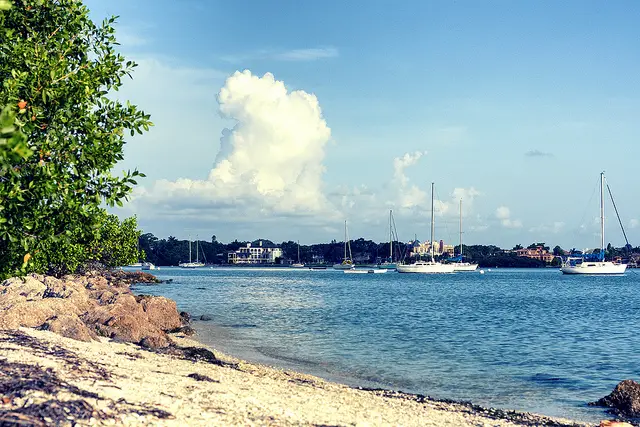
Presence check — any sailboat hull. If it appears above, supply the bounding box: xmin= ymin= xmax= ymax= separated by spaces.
xmin=560 ymin=262 xmax=627 ymax=275
xmin=397 ymin=262 xmax=455 ymax=274
xmin=179 ymin=262 xmax=204 ymax=268
xmin=453 ymin=262 xmax=478 ymax=272
xmin=333 ymin=263 xmax=355 ymax=270
xmin=377 ymin=263 xmax=397 ymax=270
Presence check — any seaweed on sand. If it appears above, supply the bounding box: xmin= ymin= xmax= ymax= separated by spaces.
xmin=0 ymin=359 xmax=105 ymax=425
xmin=154 ymin=344 xmax=239 ymax=369
xmin=0 ymin=331 xmax=174 ymax=425
xmin=0 ymin=331 xmax=109 ymax=381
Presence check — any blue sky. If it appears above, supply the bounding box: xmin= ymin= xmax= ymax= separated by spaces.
xmin=86 ymin=0 xmax=640 ymax=249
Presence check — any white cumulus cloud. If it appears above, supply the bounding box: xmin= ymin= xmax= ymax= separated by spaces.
xmin=496 ymin=206 xmax=522 ymax=228
xmin=134 ymin=70 xmax=336 ymax=227
xmin=392 ymin=151 xmax=428 ymax=210
xmin=393 ymin=151 xmax=427 ymax=187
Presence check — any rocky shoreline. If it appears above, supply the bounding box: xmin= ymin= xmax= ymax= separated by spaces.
xmin=0 ymin=272 xmax=632 ymax=426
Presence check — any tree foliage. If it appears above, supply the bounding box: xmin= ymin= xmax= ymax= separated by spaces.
xmin=0 ymin=0 xmax=150 ymax=278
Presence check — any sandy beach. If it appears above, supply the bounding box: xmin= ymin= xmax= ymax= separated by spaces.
xmin=0 ymin=326 xmax=595 ymax=426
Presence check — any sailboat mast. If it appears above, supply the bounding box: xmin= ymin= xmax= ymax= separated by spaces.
xmin=459 ymin=199 xmax=463 ymax=257
xmin=347 ymin=221 xmax=353 ymax=261
xmin=600 ymin=172 xmax=605 ymax=254
xmin=389 ymin=210 xmax=393 ymax=260
xmin=344 ymin=220 xmax=347 ymax=260
xmin=189 ymin=235 xmax=192 ymax=263
xmin=430 ymin=182 xmax=435 ymax=261
xmin=297 ymin=241 xmax=301 ymax=263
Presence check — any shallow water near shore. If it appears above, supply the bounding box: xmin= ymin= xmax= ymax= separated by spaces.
xmin=131 ymin=267 xmax=640 ymax=423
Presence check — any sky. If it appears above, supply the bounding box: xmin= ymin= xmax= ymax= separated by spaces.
xmin=84 ymin=0 xmax=640 ymax=250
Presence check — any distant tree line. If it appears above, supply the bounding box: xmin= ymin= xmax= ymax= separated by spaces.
xmin=138 ymin=234 xmax=640 ymax=268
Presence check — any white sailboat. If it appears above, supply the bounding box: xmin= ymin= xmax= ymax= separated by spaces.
xmin=290 ymin=241 xmax=305 ymax=268
xmin=452 ymin=199 xmax=478 ymax=272
xmin=397 ymin=183 xmax=455 ymax=274
xmin=179 ymin=236 xmax=206 ymax=268
xmin=141 ymin=262 xmax=156 ymax=270
xmin=344 ymin=268 xmax=387 ymax=274
xmin=561 ymin=172 xmax=627 ymax=275
xmin=333 ymin=220 xmax=355 ymax=270
xmin=378 ymin=210 xmax=397 ymax=270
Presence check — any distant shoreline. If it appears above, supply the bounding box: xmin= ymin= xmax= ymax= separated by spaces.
xmin=133 ymin=264 xmax=559 ymax=269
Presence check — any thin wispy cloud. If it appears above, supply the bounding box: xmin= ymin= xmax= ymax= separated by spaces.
xmin=524 ymin=149 xmax=553 ymax=158
xmin=221 ymin=47 xmax=339 ymax=63
xmin=529 ymin=222 xmax=565 ymax=234
xmin=274 ymin=47 xmax=339 ymax=61
xmin=114 ymin=25 xmax=154 ymax=48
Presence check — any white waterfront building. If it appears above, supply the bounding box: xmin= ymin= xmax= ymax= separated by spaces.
xmin=228 ymin=241 xmax=283 ymax=264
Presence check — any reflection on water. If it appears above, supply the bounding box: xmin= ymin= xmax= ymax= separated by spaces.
xmin=131 ymin=267 xmax=640 ymax=422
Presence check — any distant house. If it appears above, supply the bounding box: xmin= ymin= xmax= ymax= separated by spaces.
xmin=515 ymin=246 xmax=555 ymax=263
xmin=408 ymin=239 xmax=455 ymax=258
xmin=228 ymin=240 xmax=283 ymax=264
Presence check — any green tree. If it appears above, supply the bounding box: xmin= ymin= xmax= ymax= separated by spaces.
xmin=29 ymin=212 xmax=142 ymax=276
xmin=0 ymin=0 xmax=151 ymax=278
xmin=0 ymin=1 xmax=30 ymax=168
xmin=552 ymin=245 xmax=565 ymax=256
xmin=527 ymin=242 xmax=549 ymax=250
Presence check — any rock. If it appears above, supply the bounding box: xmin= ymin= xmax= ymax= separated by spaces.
xmin=0 ymin=292 xmax=27 ymax=311
xmin=199 ymin=315 xmax=212 ymax=321
xmin=83 ymin=293 xmax=178 ymax=349
xmin=86 ymin=275 xmax=109 ymax=290
xmin=179 ymin=311 xmax=191 ymax=324
xmin=1 ymin=298 xmax=79 ymax=329
xmin=0 ymin=314 xmax=20 ymax=330
xmin=168 ymin=326 xmax=196 ymax=336
xmin=44 ymin=277 xmax=93 ymax=311
xmin=139 ymin=334 xmax=170 ymax=349
xmin=136 ymin=295 xmax=182 ymax=331
xmin=84 ymin=294 xmax=148 ymax=342
xmin=42 ymin=314 xmax=97 ymax=342
xmin=592 ymin=380 xmax=640 ymax=417
xmin=94 ymin=289 xmax=117 ymax=305
xmin=600 ymin=421 xmax=634 ymax=427
xmin=108 ymin=270 xmax=160 ymax=286
xmin=1 ymin=275 xmax=46 ymax=301
xmin=180 ymin=347 xmax=219 ymax=364
xmin=0 ymin=272 xmax=183 ymax=351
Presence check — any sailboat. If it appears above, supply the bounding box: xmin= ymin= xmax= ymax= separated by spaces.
xmin=141 ymin=261 xmax=156 ymax=270
xmin=290 ymin=241 xmax=305 ymax=268
xmin=397 ymin=182 xmax=455 ymax=274
xmin=179 ymin=236 xmax=206 ymax=268
xmin=560 ymin=172 xmax=627 ymax=275
xmin=378 ymin=210 xmax=397 ymax=270
xmin=450 ymin=199 xmax=478 ymax=272
xmin=333 ymin=220 xmax=355 ymax=270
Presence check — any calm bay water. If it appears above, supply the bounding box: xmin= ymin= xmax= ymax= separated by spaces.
xmin=132 ymin=267 xmax=640 ymax=422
